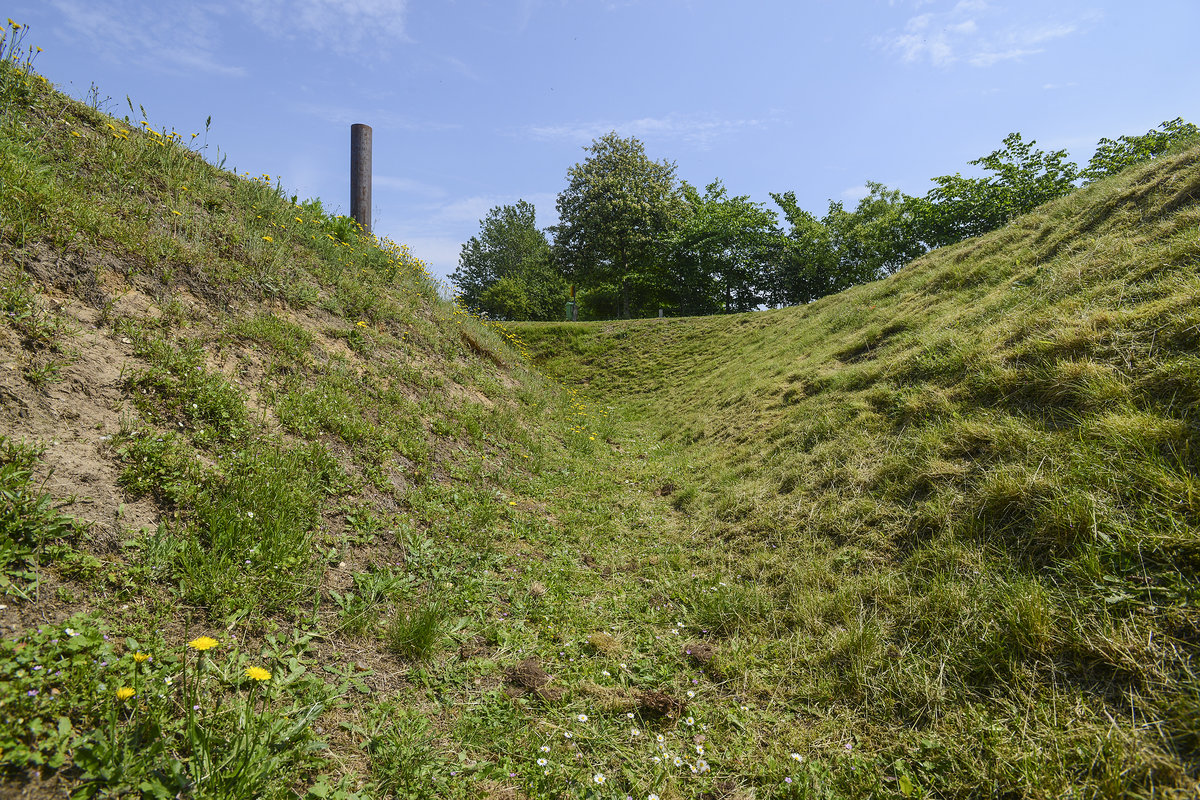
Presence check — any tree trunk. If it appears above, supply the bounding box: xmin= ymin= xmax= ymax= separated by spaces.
xmin=621 ymin=277 xmax=629 ymax=319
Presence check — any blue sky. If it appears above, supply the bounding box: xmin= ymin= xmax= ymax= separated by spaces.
xmin=8 ymin=0 xmax=1199 ymax=287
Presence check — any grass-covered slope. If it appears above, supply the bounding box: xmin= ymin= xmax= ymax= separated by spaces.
xmin=5 ymin=34 xmax=1200 ymax=798
xmin=521 ymin=143 xmax=1200 ymax=797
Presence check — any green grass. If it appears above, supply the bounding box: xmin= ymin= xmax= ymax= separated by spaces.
xmin=515 ymin=142 xmax=1200 ymax=799
xmin=3 ymin=29 xmax=1200 ymax=800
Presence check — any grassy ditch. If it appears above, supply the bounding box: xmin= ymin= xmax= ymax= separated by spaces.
xmin=3 ymin=21 xmax=1200 ymax=800
xmin=520 ymin=141 xmax=1200 ymax=798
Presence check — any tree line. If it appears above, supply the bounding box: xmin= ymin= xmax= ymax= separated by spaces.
xmin=452 ymin=118 xmax=1198 ymax=321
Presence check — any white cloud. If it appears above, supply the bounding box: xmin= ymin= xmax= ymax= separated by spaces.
xmin=291 ymin=101 xmax=458 ymax=132
xmin=879 ymin=2 xmax=1094 ymax=68
xmin=526 ymin=114 xmax=764 ymax=149
xmin=49 ymin=0 xmax=246 ymax=77
xmin=241 ymin=0 xmax=410 ymax=56
xmin=373 ymin=175 xmax=448 ymax=198
xmin=840 ymin=184 xmax=871 ymax=202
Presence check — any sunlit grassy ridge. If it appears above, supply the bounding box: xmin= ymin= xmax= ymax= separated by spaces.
xmin=520 ymin=143 xmax=1200 ymax=797
xmin=4 ymin=25 xmax=1200 ymax=799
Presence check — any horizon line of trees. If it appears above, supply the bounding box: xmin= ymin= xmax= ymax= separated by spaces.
xmin=452 ymin=118 xmax=1198 ymax=321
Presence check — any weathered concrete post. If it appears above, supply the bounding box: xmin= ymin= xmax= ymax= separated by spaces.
xmin=350 ymin=123 xmax=372 ymax=234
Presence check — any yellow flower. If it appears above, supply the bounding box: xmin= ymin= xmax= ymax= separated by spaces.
xmin=70 ymin=131 xmax=81 ymax=137
xmin=356 ymin=320 xmax=368 ymax=327
xmin=188 ymin=636 xmax=218 ymax=651
xmin=132 ymin=653 xmax=150 ymax=663
xmin=244 ymin=666 xmax=271 ymax=682
xmin=171 ymin=210 xmax=181 ymax=216
xmin=116 ymin=687 xmax=135 ymax=701
xmin=262 ymin=235 xmax=273 ymax=242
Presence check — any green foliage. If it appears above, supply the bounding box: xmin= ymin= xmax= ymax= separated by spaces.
xmin=385 ymin=599 xmax=446 ymax=661
xmin=172 ymin=441 xmax=328 ymax=616
xmin=453 ymin=200 xmax=565 ymax=320
xmin=1 ymin=614 xmax=327 ymax=798
xmin=0 ymin=437 xmax=79 ymax=595
xmin=124 ymin=335 xmax=249 ymax=443
xmin=1083 ymin=117 xmax=1200 ymax=182
xmin=553 ymin=132 xmax=682 ymax=318
xmin=667 ymin=180 xmax=783 ymax=314
xmin=914 ymin=132 xmax=1079 ymax=248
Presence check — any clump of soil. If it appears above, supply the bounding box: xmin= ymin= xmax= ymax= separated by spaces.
xmin=637 ymin=689 xmax=686 ymax=719
xmin=656 ymin=482 xmax=676 ymax=496
xmin=459 ymin=636 xmax=493 ymax=661
xmin=586 ymin=631 xmax=620 ymax=655
xmin=685 ymin=641 xmax=716 ymax=666
xmin=504 ymin=657 xmax=564 ymax=702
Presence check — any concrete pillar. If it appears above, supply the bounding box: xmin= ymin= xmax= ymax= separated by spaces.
xmin=350 ymin=123 xmax=372 ymax=234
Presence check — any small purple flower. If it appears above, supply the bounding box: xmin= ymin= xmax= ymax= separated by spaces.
xmin=785 ymin=777 xmax=792 ymax=784
xmin=27 ymin=689 xmax=37 ymax=697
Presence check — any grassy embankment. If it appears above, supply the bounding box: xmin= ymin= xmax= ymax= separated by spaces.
xmin=519 ymin=141 xmax=1200 ymax=797
xmin=3 ymin=21 xmax=1200 ymax=799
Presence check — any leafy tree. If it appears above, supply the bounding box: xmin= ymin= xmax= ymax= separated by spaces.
xmin=451 ymin=201 xmax=564 ymax=320
xmin=770 ymin=185 xmax=920 ymax=306
xmin=914 ymin=132 xmax=1079 ymax=248
xmin=769 ymin=192 xmax=840 ymax=305
xmin=1082 ymin=118 xmax=1199 ymax=183
xmin=667 ymin=180 xmax=782 ymax=314
xmin=825 ymin=182 xmax=924 ymax=278
xmin=552 ymin=132 xmax=682 ymax=318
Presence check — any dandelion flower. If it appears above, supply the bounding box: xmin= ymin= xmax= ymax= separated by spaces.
xmin=685 ymin=716 xmax=695 ymax=726
xmin=132 ymin=653 xmax=150 ymax=663
xmin=244 ymin=666 xmax=271 ymax=682
xmin=672 ymin=756 xmax=683 ymax=767
xmin=577 ymin=713 xmax=588 ymax=722
xmin=540 ymin=745 xmax=551 ymax=753
xmin=537 ymin=758 xmax=547 ymax=767
xmin=116 ymin=687 xmax=135 ymax=701
xmin=656 ymin=734 xmax=665 ymax=743
xmin=791 ymin=752 xmax=803 ymax=762
xmin=592 ymin=774 xmax=605 ymax=785
xmin=188 ymin=636 xmax=218 ymax=651
xmin=262 ymin=235 xmax=273 ymax=242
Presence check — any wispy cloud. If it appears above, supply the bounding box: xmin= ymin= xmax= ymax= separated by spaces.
xmin=840 ymin=184 xmax=872 ymax=202
xmin=291 ymin=101 xmax=458 ymax=132
xmin=373 ymin=175 xmax=448 ymax=198
xmin=240 ymin=0 xmax=410 ymax=56
xmin=525 ymin=114 xmax=764 ymax=149
xmin=49 ymin=0 xmax=246 ymax=77
xmin=879 ymin=1 xmax=1096 ymax=68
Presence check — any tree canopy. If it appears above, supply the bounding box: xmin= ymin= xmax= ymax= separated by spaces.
xmin=451 ymin=200 xmax=563 ymax=321
xmin=552 ymin=132 xmax=681 ymax=319
xmin=453 ymin=118 xmax=1196 ymax=320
